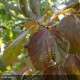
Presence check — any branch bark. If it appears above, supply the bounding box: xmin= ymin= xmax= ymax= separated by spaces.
xmin=29 ymin=0 xmax=41 ymax=18
xmin=19 ymin=0 xmax=36 ymax=19
xmin=0 ymin=0 xmax=41 ymax=19
xmin=0 ymin=0 xmax=20 ymax=12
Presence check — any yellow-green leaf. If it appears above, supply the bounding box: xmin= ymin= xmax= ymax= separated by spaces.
xmin=22 ymin=20 xmax=39 ymax=33
xmin=0 ymin=39 xmax=3 ymax=45
xmin=42 ymin=7 xmax=53 ymax=25
xmin=2 ymin=31 xmax=28 ymax=66
xmin=6 ymin=66 xmax=11 ymax=71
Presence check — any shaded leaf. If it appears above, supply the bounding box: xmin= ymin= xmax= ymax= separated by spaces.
xmin=28 ymin=27 xmax=52 ymax=71
xmin=28 ymin=26 xmax=69 ymax=71
xmin=43 ymin=65 xmax=68 ymax=80
xmin=76 ymin=53 xmax=80 ymax=62
xmin=58 ymin=14 xmax=80 ymax=54
xmin=50 ymin=28 xmax=69 ymax=65
xmin=64 ymin=54 xmax=80 ymax=76
xmin=0 ymin=58 xmax=5 ymax=71
xmin=2 ymin=31 xmax=28 ymax=66
xmin=53 ymin=8 xmax=78 ymax=22
xmin=0 ymin=39 xmax=3 ymax=45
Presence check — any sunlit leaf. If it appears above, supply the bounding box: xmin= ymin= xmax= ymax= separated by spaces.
xmin=6 ymin=66 xmax=11 ymax=71
xmin=0 ymin=39 xmax=3 ymax=45
xmin=42 ymin=7 xmax=53 ymax=25
xmin=28 ymin=27 xmax=52 ymax=71
xmin=58 ymin=14 xmax=80 ymax=54
xmin=22 ymin=20 xmax=39 ymax=33
xmin=0 ymin=70 xmax=2 ymax=74
xmin=2 ymin=31 xmax=29 ymax=66
xmin=48 ymin=0 xmax=53 ymax=5
xmin=13 ymin=62 xmax=23 ymax=71
xmin=53 ymin=8 xmax=78 ymax=21
xmin=9 ymin=30 xmax=13 ymax=38
xmin=28 ymin=25 xmax=69 ymax=71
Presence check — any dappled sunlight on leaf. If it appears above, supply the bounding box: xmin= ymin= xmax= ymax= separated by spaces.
xmin=22 ymin=20 xmax=39 ymax=33
xmin=6 ymin=66 xmax=12 ymax=71
xmin=42 ymin=7 xmax=53 ymax=25
xmin=2 ymin=31 xmax=29 ymax=66
xmin=43 ymin=65 xmax=68 ymax=80
xmin=0 ymin=39 xmax=3 ymax=45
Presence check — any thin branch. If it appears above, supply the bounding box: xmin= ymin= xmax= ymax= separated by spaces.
xmin=29 ymin=0 xmax=41 ymax=18
xmin=19 ymin=0 xmax=36 ymax=19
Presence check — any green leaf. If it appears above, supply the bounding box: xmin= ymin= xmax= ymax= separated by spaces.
xmin=0 ymin=58 xmax=5 ymax=71
xmin=42 ymin=7 xmax=53 ymax=25
xmin=18 ymin=54 xmax=27 ymax=60
xmin=2 ymin=31 xmax=28 ymax=66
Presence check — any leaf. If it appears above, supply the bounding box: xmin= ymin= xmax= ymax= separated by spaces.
xmin=63 ymin=2 xmax=80 ymax=11
xmin=2 ymin=31 xmax=28 ymax=66
xmin=76 ymin=53 xmax=80 ymax=62
xmin=28 ymin=26 xmax=69 ymax=71
xmin=43 ymin=65 xmax=68 ymax=80
xmin=58 ymin=14 xmax=80 ymax=54
xmin=28 ymin=27 xmax=52 ymax=71
xmin=0 ymin=39 xmax=3 ymax=45
xmin=6 ymin=66 xmax=11 ymax=71
xmin=22 ymin=20 xmax=39 ymax=33
xmin=64 ymin=54 xmax=80 ymax=77
xmin=42 ymin=7 xmax=53 ymax=25
xmin=50 ymin=28 xmax=69 ymax=65
xmin=0 ymin=58 xmax=5 ymax=71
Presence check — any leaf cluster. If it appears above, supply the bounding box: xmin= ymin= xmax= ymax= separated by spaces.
xmin=1 ymin=2 xmax=80 ymax=79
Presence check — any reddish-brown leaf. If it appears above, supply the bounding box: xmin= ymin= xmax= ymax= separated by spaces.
xmin=76 ymin=53 xmax=80 ymax=62
xmin=58 ymin=14 xmax=80 ymax=54
xmin=43 ymin=65 xmax=68 ymax=80
xmin=50 ymin=28 xmax=69 ymax=65
xmin=28 ymin=26 xmax=69 ymax=71
xmin=28 ymin=27 xmax=52 ymax=71
xmin=64 ymin=54 xmax=80 ymax=76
